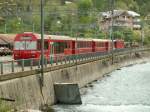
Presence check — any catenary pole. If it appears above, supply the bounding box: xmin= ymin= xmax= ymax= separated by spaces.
xmin=40 ymin=0 xmax=44 ymax=86
xmin=110 ymin=0 xmax=114 ymax=64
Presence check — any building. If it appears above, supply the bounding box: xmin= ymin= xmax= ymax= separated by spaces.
xmin=0 ymin=34 xmax=16 ymax=49
xmin=99 ymin=10 xmax=141 ymax=32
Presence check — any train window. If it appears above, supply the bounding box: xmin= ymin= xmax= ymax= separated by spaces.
xmin=25 ymin=41 xmax=37 ymax=50
xmin=77 ymin=41 xmax=92 ymax=48
xmin=37 ymin=40 xmax=41 ymax=50
xmin=53 ymin=42 xmax=68 ymax=54
xmin=37 ymin=40 xmax=48 ymax=50
xmin=87 ymin=42 xmax=89 ymax=47
xmin=76 ymin=42 xmax=80 ymax=48
xmin=67 ymin=43 xmax=70 ymax=48
xmin=96 ymin=43 xmax=98 ymax=47
xmin=14 ymin=41 xmax=36 ymax=50
xmin=14 ymin=41 xmax=24 ymax=50
xmin=83 ymin=42 xmax=86 ymax=48
xmin=77 ymin=42 xmax=81 ymax=48
xmin=79 ymin=42 xmax=81 ymax=48
xmin=99 ymin=43 xmax=101 ymax=47
xmin=82 ymin=42 xmax=85 ymax=48
xmin=85 ymin=42 xmax=87 ymax=47
xmin=89 ymin=42 xmax=91 ymax=47
xmin=97 ymin=42 xmax=104 ymax=48
xmin=44 ymin=41 xmax=48 ymax=50
xmin=88 ymin=42 xmax=91 ymax=47
xmin=81 ymin=42 xmax=83 ymax=48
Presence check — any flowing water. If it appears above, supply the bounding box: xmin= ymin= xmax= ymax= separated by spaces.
xmin=53 ymin=62 xmax=150 ymax=112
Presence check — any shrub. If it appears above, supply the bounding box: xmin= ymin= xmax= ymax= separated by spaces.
xmin=0 ymin=100 xmax=12 ymax=112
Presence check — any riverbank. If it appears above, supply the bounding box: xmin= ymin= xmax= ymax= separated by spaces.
xmin=54 ymin=62 xmax=150 ymax=112
xmin=0 ymin=49 xmax=150 ymax=110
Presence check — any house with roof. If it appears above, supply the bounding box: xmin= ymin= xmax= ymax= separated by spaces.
xmin=98 ymin=10 xmax=141 ymax=32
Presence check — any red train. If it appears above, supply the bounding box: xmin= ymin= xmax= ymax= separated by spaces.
xmin=13 ymin=32 xmax=124 ymax=61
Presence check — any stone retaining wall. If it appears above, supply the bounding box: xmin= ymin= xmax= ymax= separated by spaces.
xmin=0 ymin=50 xmax=150 ymax=110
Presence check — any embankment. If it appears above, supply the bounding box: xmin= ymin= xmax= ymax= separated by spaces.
xmin=0 ymin=49 xmax=150 ymax=110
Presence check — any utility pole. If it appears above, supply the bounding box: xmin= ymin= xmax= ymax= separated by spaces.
xmin=32 ymin=23 xmax=35 ymax=32
xmin=110 ymin=0 xmax=114 ymax=64
xmin=4 ymin=23 xmax=7 ymax=33
xmin=141 ymin=21 xmax=144 ymax=47
xmin=141 ymin=28 xmax=144 ymax=47
xmin=40 ymin=0 xmax=44 ymax=87
xmin=75 ymin=23 xmax=78 ymax=71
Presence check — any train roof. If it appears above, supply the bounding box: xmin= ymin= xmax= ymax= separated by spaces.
xmin=92 ymin=39 xmax=112 ymax=42
xmin=23 ymin=32 xmax=93 ymax=41
xmin=76 ymin=38 xmax=92 ymax=41
xmin=32 ymin=33 xmax=50 ymax=39
xmin=22 ymin=32 xmax=73 ymax=40
xmin=17 ymin=32 xmax=124 ymax=42
xmin=16 ymin=32 xmax=50 ymax=40
xmin=49 ymin=35 xmax=73 ymax=40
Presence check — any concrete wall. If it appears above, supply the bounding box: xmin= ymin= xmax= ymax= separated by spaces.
xmin=0 ymin=50 xmax=150 ymax=110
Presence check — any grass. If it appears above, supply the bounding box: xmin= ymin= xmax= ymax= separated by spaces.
xmin=0 ymin=100 xmax=12 ymax=112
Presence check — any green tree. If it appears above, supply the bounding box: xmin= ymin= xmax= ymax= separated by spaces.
xmin=0 ymin=0 xmax=149 ymax=37
xmin=113 ymin=31 xmax=124 ymax=39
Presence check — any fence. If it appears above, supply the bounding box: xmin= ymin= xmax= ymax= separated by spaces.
xmin=0 ymin=47 xmax=147 ymax=75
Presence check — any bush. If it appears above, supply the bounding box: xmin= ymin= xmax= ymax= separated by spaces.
xmin=0 ymin=100 xmax=12 ymax=112
xmin=132 ymin=31 xmax=141 ymax=43
xmin=113 ymin=31 xmax=124 ymax=39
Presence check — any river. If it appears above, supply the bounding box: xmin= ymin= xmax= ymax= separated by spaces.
xmin=53 ymin=62 xmax=150 ymax=112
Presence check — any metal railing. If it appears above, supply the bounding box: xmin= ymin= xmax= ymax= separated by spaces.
xmin=0 ymin=47 xmax=148 ymax=75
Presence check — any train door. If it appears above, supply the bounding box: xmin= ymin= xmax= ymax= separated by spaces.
xmin=105 ymin=41 xmax=111 ymax=51
xmin=44 ymin=40 xmax=49 ymax=60
xmin=17 ymin=41 xmax=29 ymax=58
xmin=92 ymin=41 xmax=95 ymax=52
xmin=72 ymin=41 xmax=75 ymax=54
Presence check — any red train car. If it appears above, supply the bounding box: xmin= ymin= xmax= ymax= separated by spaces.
xmin=13 ymin=32 xmax=125 ymax=63
xmin=92 ymin=39 xmax=112 ymax=52
xmin=49 ymin=35 xmax=73 ymax=57
xmin=114 ymin=40 xmax=125 ymax=49
xmin=76 ymin=38 xmax=93 ymax=54
xmin=13 ymin=32 xmax=73 ymax=60
xmin=14 ymin=33 xmax=50 ymax=60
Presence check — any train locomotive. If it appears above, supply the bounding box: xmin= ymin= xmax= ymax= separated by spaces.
xmin=13 ymin=32 xmax=124 ymax=64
